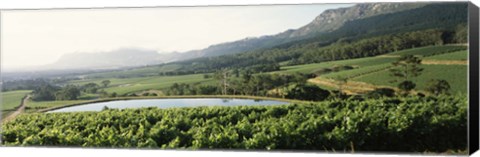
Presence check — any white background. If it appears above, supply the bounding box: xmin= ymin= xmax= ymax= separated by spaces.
xmin=0 ymin=0 xmax=479 ymax=157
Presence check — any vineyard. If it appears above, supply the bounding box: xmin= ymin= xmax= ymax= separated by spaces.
xmin=1 ymin=95 xmax=467 ymax=153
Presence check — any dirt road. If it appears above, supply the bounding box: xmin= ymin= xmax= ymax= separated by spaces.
xmin=421 ymin=60 xmax=467 ymax=65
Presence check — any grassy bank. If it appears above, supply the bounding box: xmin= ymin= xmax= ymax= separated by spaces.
xmin=30 ymin=95 xmax=303 ymax=113
xmin=1 ymin=90 xmax=31 ymax=118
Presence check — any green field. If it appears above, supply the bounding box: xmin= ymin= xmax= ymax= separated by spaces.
xmin=71 ymin=74 xmax=215 ymax=95
xmin=353 ymin=65 xmax=467 ymax=94
xmin=64 ymin=45 xmax=468 ymax=97
xmin=385 ymin=45 xmax=466 ymax=57
xmin=273 ymin=45 xmax=468 ymax=94
xmin=26 ymin=100 xmax=91 ymax=113
xmin=29 ymin=74 xmax=216 ymax=113
xmin=278 ymin=56 xmax=396 ymax=74
xmin=21 ymin=45 xmax=465 ymax=113
xmin=68 ymin=45 xmax=469 ymax=96
xmin=1 ymin=90 xmax=31 ymax=118
xmin=424 ymin=50 xmax=468 ymax=60
xmin=321 ymin=63 xmax=391 ymax=79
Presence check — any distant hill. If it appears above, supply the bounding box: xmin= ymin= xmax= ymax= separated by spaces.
xmin=42 ymin=48 xmax=181 ymax=70
xmin=166 ymin=2 xmax=468 ymax=74
xmin=42 ymin=2 xmax=466 ymax=72
xmin=179 ymin=3 xmax=427 ymax=58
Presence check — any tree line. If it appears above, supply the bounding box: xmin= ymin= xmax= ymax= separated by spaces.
xmin=30 ymin=80 xmax=112 ymax=101
xmin=144 ymin=26 xmax=466 ymax=77
xmin=165 ymin=72 xmax=328 ymax=101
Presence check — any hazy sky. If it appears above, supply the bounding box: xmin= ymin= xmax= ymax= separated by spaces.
xmin=1 ymin=4 xmax=353 ymax=70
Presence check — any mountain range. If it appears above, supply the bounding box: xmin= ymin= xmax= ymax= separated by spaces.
xmin=42 ymin=2 xmax=466 ymax=71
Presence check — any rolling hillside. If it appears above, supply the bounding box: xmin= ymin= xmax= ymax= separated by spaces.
xmin=301 ymin=45 xmax=468 ymax=94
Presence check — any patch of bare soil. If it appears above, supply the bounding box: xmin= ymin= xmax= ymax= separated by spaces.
xmin=308 ymin=77 xmax=378 ymax=95
xmin=421 ymin=60 xmax=467 ymax=65
xmin=376 ymin=55 xmax=400 ymax=58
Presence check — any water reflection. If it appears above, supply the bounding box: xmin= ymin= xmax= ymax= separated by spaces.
xmin=48 ymin=98 xmax=289 ymax=113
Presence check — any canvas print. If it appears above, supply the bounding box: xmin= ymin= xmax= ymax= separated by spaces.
xmin=0 ymin=2 xmax=473 ymax=154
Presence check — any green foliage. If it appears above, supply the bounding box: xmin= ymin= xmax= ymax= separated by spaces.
xmin=398 ymin=81 xmax=416 ymax=93
xmin=389 ymin=55 xmax=423 ymax=93
xmin=165 ymin=72 xmax=310 ymax=98
xmin=354 ymin=65 xmax=467 ymax=94
xmin=453 ymin=23 xmax=468 ymax=43
xmin=297 ymin=29 xmax=449 ymax=64
xmin=386 ymin=45 xmax=466 ymax=57
xmin=286 ymin=84 xmax=330 ymax=101
xmin=98 ymin=90 xmax=109 ymax=98
xmin=366 ymin=88 xmax=396 ymax=98
xmin=166 ymin=83 xmax=200 ymax=96
xmin=101 ymin=80 xmax=111 ymax=88
xmin=110 ymin=92 xmax=118 ymax=98
xmin=1 ymin=95 xmax=467 ymax=152
xmin=1 ymin=90 xmax=31 ymax=118
xmin=425 ymin=79 xmax=451 ymax=95
xmin=424 ymin=50 xmax=467 ymax=60
xmin=2 ymin=79 xmax=49 ymax=92
xmin=31 ymin=84 xmax=60 ymax=101
xmin=55 ymin=85 xmax=81 ymax=101
xmin=70 ymin=74 xmax=214 ymax=95
xmin=1 ymin=90 xmax=31 ymax=111
xmin=81 ymin=83 xmax=99 ymax=94
xmin=390 ymin=55 xmax=423 ymax=82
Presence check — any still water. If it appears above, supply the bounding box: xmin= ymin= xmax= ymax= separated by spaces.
xmin=47 ymin=98 xmax=290 ymax=113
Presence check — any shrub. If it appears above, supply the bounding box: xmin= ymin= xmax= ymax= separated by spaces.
xmin=285 ymin=84 xmax=330 ymax=101
xmin=425 ymin=79 xmax=451 ymax=95
xmin=366 ymin=88 xmax=396 ymax=98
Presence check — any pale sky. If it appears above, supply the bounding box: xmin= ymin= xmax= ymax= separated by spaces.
xmin=1 ymin=4 xmax=353 ymax=70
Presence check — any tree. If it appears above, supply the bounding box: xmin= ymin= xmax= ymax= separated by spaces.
xmin=98 ymin=90 xmax=109 ymax=98
xmin=82 ymin=83 xmax=99 ymax=93
xmin=101 ymin=80 xmax=111 ymax=88
xmin=389 ymin=55 xmax=423 ymax=94
xmin=397 ymin=81 xmax=416 ymax=93
xmin=214 ymin=69 xmax=230 ymax=95
xmin=31 ymin=84 xmax=59 ymax=101
xmin=425 ymin=79 xmax=451 ymax=95
xmin=285 ymin=84 xmax=330 ymax=101
xmin=366 ymin=88 xmax=396 ymax=98
xmin=55 ymin=85 xmax=81 ymax=100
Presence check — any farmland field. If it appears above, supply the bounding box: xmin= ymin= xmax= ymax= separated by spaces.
xmin=278 ymin=56 xmax=396 ymax=74
xmin=353 ymin=65 xmax=467 ymax=94
xmin=70 ymin=74 xmax=215 ymax=95
xmin=321 ymin=63 xmax=391 ymax=79
xmin=424 ymin=50 xmax=468 ymax=60
xmin=276 ymin=45 xmax=468 ymax=94
xmin=384 ymin=45 xmax=467 ymax=57
xmin=1 ymin=90 xmax=31 ymax=118
xmin=28 ymin=45 xmax=461 ymax=114
xmin=67 ymin=45 xmax=469 ymax=97
xmin=25 ymin=100 xmax=92 ymax=113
